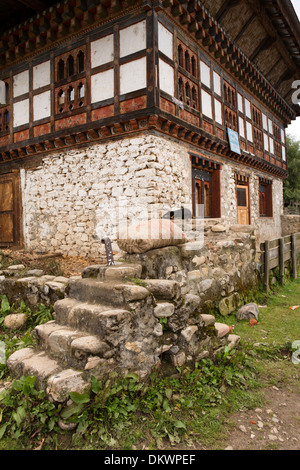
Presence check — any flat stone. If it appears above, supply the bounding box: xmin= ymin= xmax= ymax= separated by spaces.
xmin=46 ymin=369 xmax=90 ymax=403
xmin=153 ymin=302 xmax=175 ymax=318
xmin=71 ymin=336 xmax=109 ymax=355
xmin=6 ymin=265 xmax=25 ymax=271
xmin=145 ymin=279 xmax=181 ymax=300
xmin=211 ymin=224 xmax=226 ymax=232
xmin=26 ymin=269 xmax=44 ymax=277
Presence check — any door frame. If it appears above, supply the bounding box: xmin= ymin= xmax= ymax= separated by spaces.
xmin=236 ymin=182 xmax=250 ymax=225
xmin=0 ymin=171 xmax=23 ymax=249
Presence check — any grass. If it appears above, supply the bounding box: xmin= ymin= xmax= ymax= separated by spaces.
xmin=0 ymin=276 xmax=300 ymax=450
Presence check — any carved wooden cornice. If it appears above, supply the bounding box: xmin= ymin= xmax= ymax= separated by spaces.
xmin=0 ymin=107 xmax=288 ymax=179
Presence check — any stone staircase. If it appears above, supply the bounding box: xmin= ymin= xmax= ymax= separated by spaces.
xmin=7 ymin=262 xmax=240 ymax=404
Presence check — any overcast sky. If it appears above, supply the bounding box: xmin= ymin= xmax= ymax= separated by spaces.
xmin=287 ymin=0 xmax=300 ymax=139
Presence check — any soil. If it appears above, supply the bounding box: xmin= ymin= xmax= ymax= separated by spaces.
xmin=0 ymin=249 xmax=107 ymax=277
xmin=222 ymin=384 xmax=300 ymax=450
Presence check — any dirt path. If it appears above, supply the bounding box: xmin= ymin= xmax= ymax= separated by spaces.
xmin=222 ymin=384 xmax=300 ymax=450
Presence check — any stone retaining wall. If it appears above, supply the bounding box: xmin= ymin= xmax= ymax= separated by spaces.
xmin=125 ymin=228 xmax=259 ymax=317
xmin=281 ymin=214 xmax=300 ymax=237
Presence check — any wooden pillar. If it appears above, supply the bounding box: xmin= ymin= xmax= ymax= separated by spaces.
xmin=291 ymin=234 xmax=298 ymax=280
xmin=279 ymin=237 xmax=285 ymax=285
xmin=264 ymin=240 xmax=270 ymax=292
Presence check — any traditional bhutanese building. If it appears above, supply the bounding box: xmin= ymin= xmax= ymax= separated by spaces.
xmin=0 ymin=0 xmax=299 ymax=256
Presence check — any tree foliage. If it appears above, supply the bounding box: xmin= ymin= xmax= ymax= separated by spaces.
xmin=283 ymin=134 xmax=300 ymax=204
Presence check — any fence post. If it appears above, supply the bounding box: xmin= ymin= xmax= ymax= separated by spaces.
xmin=279 ymin=237 xmax=285 ymax=285
xmin=291 ymin=234 xmax=298 ymax=279
xmin=264 ymin=240 xmax=270 ymax=292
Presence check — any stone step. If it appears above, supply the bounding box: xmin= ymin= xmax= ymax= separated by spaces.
xmin=82 ymin=263 xmax=143 ymax=282
xmin=54 ymin=298 xmax=133 ymax=341
xmin=7 ymin=347 xmax=90 ymax=403
xmin=33 ymin=321 xmax=112 ymax=370
xmin=67 ymin=278 xmax=150 ymax=308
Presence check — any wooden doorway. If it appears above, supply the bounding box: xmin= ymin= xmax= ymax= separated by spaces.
xmin=236 ymin=184 xmax=250 ymax=225
xmin=193 ymin=168 xmax=212 ymax=218
xmin=0 ymin=173 xmax=22 ymax=248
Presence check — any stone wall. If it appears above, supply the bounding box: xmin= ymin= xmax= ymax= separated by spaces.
xmin=281 ymin=214 xmax=300 ymax=237
xmin=20 ymin=132 xmax=283 ymax=257
xmin=125 ymin=224 xmax=259 ymax=318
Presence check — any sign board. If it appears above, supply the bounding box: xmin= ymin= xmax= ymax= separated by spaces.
xmin=227 ymin=128 xmax=241 ymax=155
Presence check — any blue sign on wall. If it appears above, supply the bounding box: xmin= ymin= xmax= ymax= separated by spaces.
xmin=227 ymin=128 xmax=241 ymax=155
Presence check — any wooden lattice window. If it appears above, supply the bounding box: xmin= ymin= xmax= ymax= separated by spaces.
xmin=253 ymin=127 xmax=263 ymax=150
xmin=55 ymin=79 xmax=87 ymax=114
xmin=55 ymin=47 xmax=86 ymax=82
xmin=224 ymin=81 xmax=236 ymax=108
xmin=274 ymin=141 xmax=282 ymax=159
xmin=0 ymin=109 xmax=9 ymax=133
xmin=224 ymin=106 xmax=237 ymax=131
xmin=273 ymin=123 xmax=281 ymax=141
xmin=177 ymin=40 xmax=198 ymax=78
xmin=178 ymin=74 xmax=198 ymax=110
xmin=252 ymin=105 xmax=262 ymax=127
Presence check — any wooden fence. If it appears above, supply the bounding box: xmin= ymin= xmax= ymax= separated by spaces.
xmin=260 ymin=232 xmax=300 ymax=292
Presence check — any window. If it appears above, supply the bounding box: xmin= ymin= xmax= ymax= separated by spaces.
xmin=213 ymin=72 xmax=221 ymax=96
xmin=178 ymin=74 xmax=198 ymax=109
xmin=56 ymin=48 xmax=86 ymax=82
xmin=58 ymin=60 xmax=65 ymax=81
xmin=77 ymin=51 xmax=85 ymax=74
xmin=253 ymin=127 xmax=263 ymax=150
xmin=191 ymin=156 xmax=221 ymax=218
xmin=224 ymin=81 xmax=236 ymax=107
xmin=252 ymin=105 xmax=262 ymax=127
xmin=225 ymin=106 xmax=237 ymax=131
xmin=200 ymin=61 xmax=211 ymax=88
xmin=259 ymin=179 xmax=273 ymax=217
xmin=68 ymin=55 xmax=75 ymax=77
xmin=201 ymin=89 xmax=212 ymax=119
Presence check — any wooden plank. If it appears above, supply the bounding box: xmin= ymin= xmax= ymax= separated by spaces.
xmin=269 ymin=246 xmax=279 ymax=260
xmin=269 ymin=238 xmax=280 ymax=249
xmin=269 ymin=257 xmax=279 ymax=270
xmin=0 ymin=213 xmax=14 ymax=243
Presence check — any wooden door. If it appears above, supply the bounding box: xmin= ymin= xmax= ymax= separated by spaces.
xmin=0 ymin=173 xmax=22 ymax=247
xmin=236 ymin=184 xmax=250 ymax=225
xmin=194 ymin=178 xmax=211 ymax=218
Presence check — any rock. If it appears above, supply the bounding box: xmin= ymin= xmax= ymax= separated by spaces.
xmin=236 ymin=303 xmax=259 ymax=321
xmin=211 ymin=224 xmax=226 ymax=232
xmin=214 ymin=322 xmax=231 ymax=338
xmin=192 ymin=255 xmax=206 ymax=266
xmin=200 ymin=314 xmax=215 ymax=327
xmin=26 ymin=269 xmax=44 ymax=277
xmin=198 ymin=279 xmax=213 ymax=293
xmin=46 ymin=369 xmax=90 ymax=403
xmin=7 ymin=265 xmax=25 ymax=271
xmin=4 ymin=313 xmax=27 ymax=329
xmin=227 ymin=334 xmax=241 ymax=350
xmin=181 ymin=325 xmax=198 ymax=342
xmin=154 ymin=302 xmax=175 ymax=318
xmin=219 ymin=293 xmax=240 ymax=316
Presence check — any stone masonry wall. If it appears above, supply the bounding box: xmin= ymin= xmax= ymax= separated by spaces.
xmin=21 ymin=133 xmax=283 ymax=258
